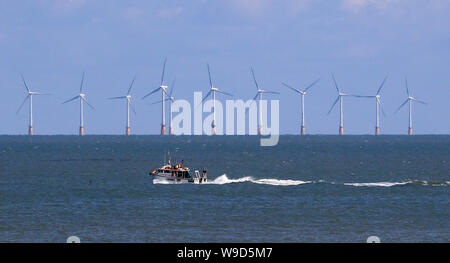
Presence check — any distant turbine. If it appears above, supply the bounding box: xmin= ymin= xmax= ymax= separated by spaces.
xmin=395 ymin=77 xmax=427 ymax=135
xmin=328 ymin=74 xmax=358 ymax=135
xmin=152 ymin=78 xmax=176 ymax=135
xmin=108 ymin=76 xmax=136 ymax=135
xmin=282 ymin=78 xmax=320 ymax=135
xmin=354 ymin=77 xmax=388 ymax=135
xmin=62 ymin=72 xmax=94 ymax=136
xmin=142 ymin=58 xmax=169 ymax=135
xmin=201 ymin=63 xmax=233 ymax=135
xmin=16 ymin=75 xmax=50 ymax=135
xmin=250 ymin=67 xmax=280 ymax=135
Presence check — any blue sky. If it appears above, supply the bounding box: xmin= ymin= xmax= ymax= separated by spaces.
xmin=0 ymin=0 xmax=449 ymax=135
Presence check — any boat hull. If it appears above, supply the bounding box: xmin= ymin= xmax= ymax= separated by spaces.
xmin=153 ymin=174 xmax=207 ymax=184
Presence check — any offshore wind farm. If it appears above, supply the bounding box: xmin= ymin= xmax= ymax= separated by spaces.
xmin=10 ymin=66 xmax=433 ymax=136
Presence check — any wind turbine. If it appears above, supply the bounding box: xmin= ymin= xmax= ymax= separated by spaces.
xmin=395 ymin=77 xmax=427 ymax=135
xmin=108 ymin=76 xmax=136 ymax=135
xmin=328 ymin=74 xmax=357 ymax=135
xmin=282 ymin=78 xmax=320 ymax=135
xmin=16 ymin=75 xmax=50 ymax=135
xmin=152 ymin=78 xmax=176 ymax=135
xmin=142 ymin=58 xmax=169 ymax=135
xmin=250 ymin=68 xmax=280 ymax=135
xmin=201 ymin=63 xmax=233 ymax=135
xmin=354 ymin=76 xmax=388 ymax=135
xmin=62 ymin=72 xmax=94 ymax=136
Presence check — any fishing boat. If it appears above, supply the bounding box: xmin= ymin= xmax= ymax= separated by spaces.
xmin=150 ymin=159 xmax=208 ymax=184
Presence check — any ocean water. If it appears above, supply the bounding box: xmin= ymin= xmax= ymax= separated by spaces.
xmin=0 ymin=135 xmax=448 ymax=242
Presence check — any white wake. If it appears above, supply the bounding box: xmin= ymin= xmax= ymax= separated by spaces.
xmin=205 ymin=174 xmax=312 ymax=186
xmin=343 ymin=181 xmax=410 ymax=187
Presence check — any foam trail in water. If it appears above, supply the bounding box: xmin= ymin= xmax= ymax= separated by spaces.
xmin=153 ymin=178 xmax=175 ymax=184
xmin=206 ymin=174 xmax=311 ymax=186
xmin=343 ymin=181 xmax=410 ymax=187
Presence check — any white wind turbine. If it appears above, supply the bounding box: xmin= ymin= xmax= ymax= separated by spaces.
xmin=63 ymin=72 xmax=94 ymax=136
xmin=282 ymin=78 xmax=320 ymax=135
xmin=108 ymin=76 xmax=136 ymax=135
xmin=200 ymin=63 xmax=233 ymax=135
xmin=354 ymin=76 xmax=388 ymax=135
xmin=142 ymin=58 xmax=169 ymax=135
xmin=152 ymin=78 xmax=176 ymax=135
xmin=328 ymin=74 xmax=358 ymax=135
xmin=394 ymin=77 xmax=427 ymax=135
xmin=250 ymin=67 xmax=280 ymax=135
xmin=16 ymin=74 xmax=50 ymax=135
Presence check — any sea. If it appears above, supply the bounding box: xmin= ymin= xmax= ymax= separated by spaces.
xmin=0 ymin=135 xmax=448 ymax=242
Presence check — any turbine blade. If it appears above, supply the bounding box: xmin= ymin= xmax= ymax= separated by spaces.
xmin=142 ymin=87 xmax=160 ymax=99
xmin=261 ymin=90 xmax=280 ymax=95
xmin=304 ymin=78 xmax=321 ymax=93
xmin=251 ymin=67 xmax=259 ymax=90
xmin=162 ymin=87 xmax=169 ymax=97
xmin=108 ymin=96 xmax=127 ymax=100
xmin=394 ymin=99 xmax=409 ymax=114
xmin=377 ymin=97 xmax=386 ymax=117
xmin=62 ymin=95 xmax=79 ymax=104
xmin=246 ymin=93 xmax=259 ymax=114
xmin=33 ymin=92 xmax=51 ymax=96
xmin=16 ymin=95 xmax=30 ymax=114
xmin=151 ymin=98 xmax=171 ymax=105
xmin=353 ymin=95 xmax=375 ymax=98
xmin=130 ymin=101 xmax=137 ymax=115
xmin=170 ymin=77 xmax=176 ymax=97
xmin=20 ymin=74 xmax=30 ymax=92
xmin=196 ymin=90 xmax=212 ymax=109
xmin=282 ymin=82 xmax=301 ymax=94
xmin=414 ymin=99 xmax=427 ymax=105
xmin=82 ymin=97 xmax=95 ymax=109
xmin=201 ymin=90 xmax=212 ymax=104
xmin=80 ymin=72 xmax=85 ymax=93
xmin=405 ymin=77 xmax=410 ymax=97
xmin=216 ymin=89 xmax=233 ymax=96
xmin=207 ymin=63 xmax=213 ymax=89
xmin=127 ymin=76 xmax=136 ymax=95
xmin=376 ymin=76 xmax=388 ymax=95
xmin=161 ymin=58 xmax=167 ymax=86
xmin=331 ymin=73 xmax=340 ymax=94
xmin=328 ymin=96 xmax=340 ymax=115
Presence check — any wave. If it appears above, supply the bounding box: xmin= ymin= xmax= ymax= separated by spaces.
xmin=343 ymin=182 xmax=410 ymax=187
xmin=206 ymin=174 xmax=312 ymax=186
xmin=344 ymin=180 xmax=450 ymax=187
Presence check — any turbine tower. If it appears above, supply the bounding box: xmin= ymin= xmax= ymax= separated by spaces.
xmin=142 ymin=58 xmax=169 ymax=135
xmin=328 ymin=74 xmax=357 ymax=135
xmin=152 ymin=78 xmax=176 ymax=135
xmin=16 ymin=75 xmax=49 ymax=135
xmin=63 ymin=72 xmax=94 ymax=136
xmin=108 ymin=76 xmax=136 ymax=135
xmin=395 ymin=77 xmax=427 ymax=135
xmin=250 ymin=68 xmax=280 ymax=135
xmin=282 ymin=78 xmax=320 ymax=135
xmin=354 ymin=77 xmax=388 ymax=135
xmin=201 ymin=63 xmax=233 ymax=135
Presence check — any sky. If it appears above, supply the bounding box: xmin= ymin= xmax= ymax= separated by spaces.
xmin=0 ymin=0 xmax=449 ymax=135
